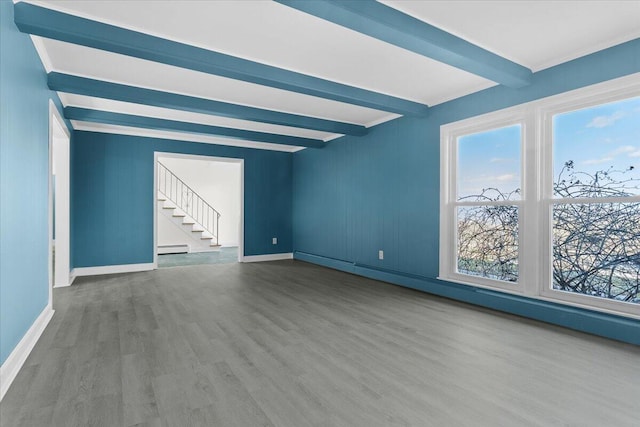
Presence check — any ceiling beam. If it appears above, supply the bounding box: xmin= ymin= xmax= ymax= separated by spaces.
xmin=275 ymin=0 xmax=532 ymax=88
xmin=64 ymin=107 xmax=325 ymax=149
xmin=48 ymin=73 xmax=367 ymax=136
xmin=15 ymin=2 xmax=429 ymax=116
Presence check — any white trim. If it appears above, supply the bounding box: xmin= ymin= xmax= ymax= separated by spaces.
xmin=153 ymin=152 xmax=245 ymax=265
xmin=240 ymin=253 xmax=293 ymax=263
xmin=71 ymin=263 xmax=155 ymax=278
xmin=50 ymin=101 xmax=72 ymax=289
xmin=154 ymin=153 xmax=158 ymax=269
xmin=0 ymin=304 xmax=54 ymax=401
xmin=440 ymin=73 xmax=640 ymax=319
xmin=48 ymin=101 xmax=71 ymax=302
xmin=50 ymin=102 xmax=70 ymax=139
xmin=53 ymin=274 xmax=76 ymax=288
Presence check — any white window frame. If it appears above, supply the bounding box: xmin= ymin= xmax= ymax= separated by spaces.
xmin=440 ymin=73 xmax=640 ymax=319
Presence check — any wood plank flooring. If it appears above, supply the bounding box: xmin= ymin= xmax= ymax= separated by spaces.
xmin=1 ymin=260 xmax=638 ymax=426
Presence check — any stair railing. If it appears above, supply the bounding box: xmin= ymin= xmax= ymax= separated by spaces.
xmin=157 ymin=161 xmax=221 ymax=245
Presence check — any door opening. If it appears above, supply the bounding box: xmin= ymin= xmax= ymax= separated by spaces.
xmin=153 ymin=153 xmax=244 ymax=268
xmin=49 ymin=101 xmax=71 ymax=290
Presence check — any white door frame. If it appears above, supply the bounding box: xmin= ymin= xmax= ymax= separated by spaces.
xmin=153 ymin=152 xmax=245 ymax=268
xmin=48 ymin=100 xmax=72 ymax=294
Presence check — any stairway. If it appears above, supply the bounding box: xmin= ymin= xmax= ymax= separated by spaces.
xmin=157 ymin=195 xmax=221 ymax=254
xmin=157 ymin=161 xmax=222 ymax=255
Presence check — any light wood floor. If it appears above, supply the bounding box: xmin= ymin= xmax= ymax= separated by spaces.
xmin=1 ymin=260 xmax=638 ymax=427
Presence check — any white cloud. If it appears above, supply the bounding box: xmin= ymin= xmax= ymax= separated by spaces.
xmin=490 ymin=157 xmax=515 ymax=163
xmin=495 ymin=174 xmax=517 ymax=182
xmin=581 ymin=147 xmax=639 ymax=165
xmin=610 ymin=145 xmax=636 ymax=156
xmin=462 ymin=173 xmax=518 ymax=183
xmin=583 ymin=157 xmax=613 ymax=165
xmin=586 ymin=111 xmax=627 ymax=128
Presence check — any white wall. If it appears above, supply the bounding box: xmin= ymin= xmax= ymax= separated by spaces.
xmin=157 ymin=157 xmax=241 ymax=247
xmin=157 ymin=211 xmax=193 ymax=247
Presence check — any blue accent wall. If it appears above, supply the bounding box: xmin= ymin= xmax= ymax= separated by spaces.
xmin=71 ymin=132 xmax=292 ymax=268
xmin=293 ymin=39 xmax=640 ymax=344
xmin=0 ymin=0 xmax=69 ymax=364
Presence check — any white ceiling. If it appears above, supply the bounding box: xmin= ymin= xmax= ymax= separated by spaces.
xmin=22 ymin=0 xmax=640 ymax=151
xmin=382 ymin=1 xmax=640 ymax=72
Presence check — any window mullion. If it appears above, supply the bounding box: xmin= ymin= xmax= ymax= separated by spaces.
xmin=520 ymin=111 xmax=540 ymax=297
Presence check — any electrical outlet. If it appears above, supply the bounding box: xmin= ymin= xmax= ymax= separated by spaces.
xmin=378 ymin=250 xmax=384 ymax=260
xmin=272 ymin=237 xmax=277 ymax=245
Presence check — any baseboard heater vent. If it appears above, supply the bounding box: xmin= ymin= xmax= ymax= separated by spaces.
xmin=158 ymin=244 xmax=189 ymax=255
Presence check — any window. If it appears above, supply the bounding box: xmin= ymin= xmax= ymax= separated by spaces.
xmin=441 ymin=74 xmax=640 ymax=318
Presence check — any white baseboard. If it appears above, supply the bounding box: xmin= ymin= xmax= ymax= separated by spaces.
xmin=53 ymin=273 xmax=76 ymax=288
xmin=1 ymin=304 xmax=54 ymax=401
xmin=157 ymin=244 xmax=189 ymax=255
xmin=71 ymin=262 xmax=155 ymax=278
xmin=241 ymin=253 xmax=293 ymax=263
xmin=53 ymin=282 xmax=72 ymax=288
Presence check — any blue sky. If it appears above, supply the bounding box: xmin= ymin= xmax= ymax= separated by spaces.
xmin=457 ymin=96 xmax=640 ymax=200
xmin=553 ymin=96 xmax=640 ymax=196
xmin=457 ymin=124 xmax=521 ymax=200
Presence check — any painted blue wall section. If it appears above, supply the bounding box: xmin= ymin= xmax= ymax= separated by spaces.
xmin=0 ymin=0 xmax=69 ymax=364
xmin=71 ymin=132 xmax=292 ymax=268
xmin=293 ymin=39 xmax=640 ymax=344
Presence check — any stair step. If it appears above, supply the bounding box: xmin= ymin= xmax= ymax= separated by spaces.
xmin=200 ymin=237 xmax=212 ymax=240
xmin=173 ymin=214 xmax=186 ymax=218
xmin=157 ymin=197 xmax=166 ymax=201
xmin=210 ymin=244 xmax=221 ymax=248
xmin=162 ymin=206 xmax=176 ymax=210
xmin=191 ymin=230 xmax=204 ymax=233
xmin=183 ymin=222 xmax=195 ymax=225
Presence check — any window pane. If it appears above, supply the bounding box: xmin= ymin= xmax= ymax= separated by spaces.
xmin=457 ymin=206 xmax=519 ymax=282
xmin=457 ymin=125 xmax=521 ymax=201
xmin=553 ymin=202 xmax=640 ymax=304
xmin=554 ymin=97 xmax=640 ymax=198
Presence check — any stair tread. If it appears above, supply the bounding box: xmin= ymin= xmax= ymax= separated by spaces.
xmin=200 ymin=237 xmax=212 ymax=240
xmin=162 ymin=206 xmax=176 ymax=209
xmin=173 ymin=214 xmax=186 ymax=217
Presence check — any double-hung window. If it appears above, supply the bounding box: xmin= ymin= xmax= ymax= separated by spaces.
xmin=440 ymin=74 xmax=640 ymax=318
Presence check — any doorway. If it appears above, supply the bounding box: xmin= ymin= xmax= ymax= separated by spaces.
xmin=153 ymin=153 xmax=243 ymax=268
xmin=49 ymin=101 xmax=71 ymax=290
